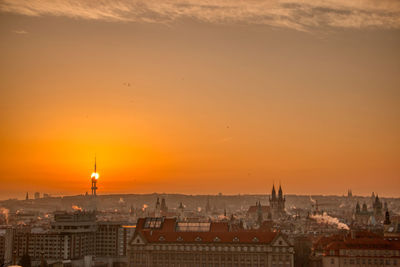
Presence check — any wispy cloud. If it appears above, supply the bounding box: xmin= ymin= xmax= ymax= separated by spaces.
xmin=13 ymin=29 xmax=28 ymax=34
xmin=1 ymin=0 xmax=400 ymax=31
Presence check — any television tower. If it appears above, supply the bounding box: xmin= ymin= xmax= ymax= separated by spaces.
xmin=91 ymin=156 xmax=99 ymax=197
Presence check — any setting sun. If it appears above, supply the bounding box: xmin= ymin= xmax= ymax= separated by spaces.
xmin=91 ymin=172 xmax=99 ymax=180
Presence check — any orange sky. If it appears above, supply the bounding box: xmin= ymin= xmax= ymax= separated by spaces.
xmin=0 ymin=1 xmax=400 ymax=199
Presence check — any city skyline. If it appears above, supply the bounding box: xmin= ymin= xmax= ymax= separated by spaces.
xmin=1 ymin=0 xmax=400 ymax=199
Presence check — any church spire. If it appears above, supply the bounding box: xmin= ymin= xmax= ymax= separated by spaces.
xmin=278 ymin=184 xmax=283 ymax=200
xmin=271 ymin=184 xmax=276 ymax=200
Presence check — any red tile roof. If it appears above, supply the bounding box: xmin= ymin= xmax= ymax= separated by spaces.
xmin=141 ymin=230 xmax=278 ymax=244
xmin=326 ymin=238 xmax=396 ymax=250
xmin=313 ymin=234 xmax=345 ymax=250
xmin=135 ymin=217 xmax=278 ymax=244
xmin=210 ymin=222 xmax=229 ymax=232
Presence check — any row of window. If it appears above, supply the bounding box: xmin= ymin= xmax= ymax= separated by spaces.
xmin=339 ymin=249 xmax=400 ymax=257
xmin=330 ymin=257 xmax=398 ymax=265
xmin=131 ymin=252 xmax=290 ymax=262
xmin=133 ymin=244 xmax=288 ymax=253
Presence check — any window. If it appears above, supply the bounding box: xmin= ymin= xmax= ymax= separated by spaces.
xmin=144 ymin=217 xmax=164 ymax=229
xmin=176 ymin=222 xmax=211 ymax=232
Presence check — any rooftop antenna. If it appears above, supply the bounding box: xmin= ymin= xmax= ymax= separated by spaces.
xmin=94 ymin=154 xmax=97 ymax=173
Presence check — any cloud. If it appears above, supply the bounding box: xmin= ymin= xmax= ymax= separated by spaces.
xmin=13 ymin=29 xmax=28 ymax=34
xmin=1 ymin=0 xmax=400 ymax=31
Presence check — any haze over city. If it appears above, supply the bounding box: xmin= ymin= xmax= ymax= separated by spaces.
xmin=1 ymin=2 xmax=400 ymax=267
xmin=1 ymin=0 xmax=400 ymax=199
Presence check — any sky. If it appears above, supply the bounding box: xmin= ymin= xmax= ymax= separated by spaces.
xmin=0 ymin=0 xmax=399 ymax=199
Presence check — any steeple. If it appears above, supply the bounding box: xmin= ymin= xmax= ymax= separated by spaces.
xmin=257 ymin=201 xmax=263 ymax=226
xmin=161 ymin=198 xmax=168 ymax=212
xmin=205 ymin=197 xmax=211 ymax=213
xmin=356 ymin=202 xmax=360 ymax=213
xmin=278 ymin=184 xmax=283 ymax=200
xmin=271 ymin=184 xmax=277 ymax=200
xmin=362 ymin=202 xmax=368 ymax=212
xmin=155 ymin=197 xmax=160 ymax=209
xmin=155 ymin=197 xmax=161 ymax=217
xmin=384 ymin=210 xmax=391 ymax=225
xmin=178 ymin=202 xmax=185 ymax=220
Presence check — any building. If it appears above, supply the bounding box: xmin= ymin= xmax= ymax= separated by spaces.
xmin=160 ymin=198 xmax=168 ymax=213
xmin=372 ymin=195 xmax=383 ymax=220
xmin=247 ymin=201 xmax=272 ymax=223
xmin=270 ymin=184 xmax=286 ymax=219
xmin=246 ymin=185 xmax=287 ymax=223
xmin=384 ymin=215 xmax=400 ymax=241
xmin=96 ymin=221 xmax=135 ymax=258
xmin=354 ymin=202 xmax=372 ymax=225
xmin=151 ymin=197 xmax=177 ymax=218
xmin=12 ymin=211 xmax=134 ymax=266
xmin=312 ymin=231 xmax=400 ymax=267
xmin=347 ymin=190 xmax=353 ymax=198
xmin=129 ymin=217 xmax=294 ymax=267
xmin=14 ymin=211 xmax=97 ymax=263
xmin=205 ymin=197 xmax=212 ymax=214
xmin=0 ymin=226 xmax=13 ymax=266
xmin=34 ymin=192 xmax=41 ymax=199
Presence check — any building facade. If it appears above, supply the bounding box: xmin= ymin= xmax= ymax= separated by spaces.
xmin=314 ymin=231 xmax=400 ymax=267
xmin=129 ymin=217 xmax=294 ymax=267
xmin=269 ymin=185 xmax=286 ymax=219
xmin=11 ymin=211 xmax=134 ymax=266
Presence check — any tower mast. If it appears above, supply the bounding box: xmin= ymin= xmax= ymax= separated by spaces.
xmin=91 ymin=156 xmax=98 ymax=197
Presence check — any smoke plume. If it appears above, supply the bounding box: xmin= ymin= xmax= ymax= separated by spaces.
xmin=311 ymin=212 xmax=349 ymax=230
xmin=72 ymin=205 xmax=83 ymax=211
xmin=0 ymin=207 xmax=9 ymax=224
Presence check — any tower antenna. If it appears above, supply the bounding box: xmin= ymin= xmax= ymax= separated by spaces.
xmin=91 ymin=154 xmax=98 ymax=197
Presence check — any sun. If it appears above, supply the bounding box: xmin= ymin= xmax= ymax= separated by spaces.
xmin=91 ymin=172 xmax=99 ymax=180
